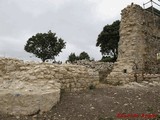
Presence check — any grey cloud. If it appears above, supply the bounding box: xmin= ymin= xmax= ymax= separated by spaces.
xmin=0 ymin=0 xmax=124 ymax=62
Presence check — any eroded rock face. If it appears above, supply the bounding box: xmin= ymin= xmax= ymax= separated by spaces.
xmin=0 ymin=57 xmax=99 ymax=115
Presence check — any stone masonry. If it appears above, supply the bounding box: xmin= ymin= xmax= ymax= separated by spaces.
xmin=74 ymin=60 xmax=114 ymax=83
xmin=106 ymin=4 xmax=160 ymax=85
xmin=1 ymin=3 xmax=160 ymax=116
xmin=0 ymin=57 xmax=99 ymax=115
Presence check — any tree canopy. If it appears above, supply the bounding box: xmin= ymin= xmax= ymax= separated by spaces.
xmin=67 ymin=51 xmax=90 ymax=63
xmin=67 ymin=53 xmax=78 ymax=63
xmin=24 ymin=30 xmax=66 ymax=62
xmin=79 ymin=51 xmax=90 ymax=60
xmin=96 ymin=20 xmax=120 ymax=62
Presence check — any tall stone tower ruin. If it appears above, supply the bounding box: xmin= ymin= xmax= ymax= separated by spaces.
xmin=106 ymin=3 xmax=160 ymax=85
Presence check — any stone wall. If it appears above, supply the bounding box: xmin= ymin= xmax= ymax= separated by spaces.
xmin=0 ymin=57 xmax=99 ymax=92
xmin=106 ymin=4 xmax=160 ymax=84
xmin=74 ymin=60 xmax=113 ymax=71
xmin=0 ymin=57 xmax=99 ymax=115
xmin=73 ymin=60 xmax=114 ymax=82
xmin=143 ymin=9 xmax=160 ymax=73
xmin=143 ymin=74 xmax=160 ymax=82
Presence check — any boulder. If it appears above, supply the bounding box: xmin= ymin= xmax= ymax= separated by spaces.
xmin=0 ymin=80 xmax=60 ymax=115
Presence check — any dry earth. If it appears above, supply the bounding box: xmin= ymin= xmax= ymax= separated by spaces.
xmin=0 ymin=83 xmax=160 ymax=120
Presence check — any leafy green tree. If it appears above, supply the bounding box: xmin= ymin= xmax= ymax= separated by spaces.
xmin=67 ymin=53 xmax=78 ymax=63
xmin=100 ymin=56 xmax=114 ymax=62
xmin=24 ymin=30 xmax=66 ymax=62
xmin=96 ymin=20 xmax=120 ymax=62
xmin=79 ymin=51 xmax=90 ymax=60
xmin=67 ymin=51 xmax=91 ymax=63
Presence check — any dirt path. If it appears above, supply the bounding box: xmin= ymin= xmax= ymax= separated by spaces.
xmin=0 ymin=84 xmax=160 ymax=120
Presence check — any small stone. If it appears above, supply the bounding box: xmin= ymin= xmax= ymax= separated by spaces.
xmin=124 ymin=103 xmax=128 ymax=106
xmin=149 ymin=83 xmax=154 ymax=87
xmin=16 ymin=116 xmax=20 ymax=119
xmin=111 ymin=109 xmax=114 ymax=112
xmin=90 ymin=107 xmax=95 ymax=110
xmin=33 ymin=115 xmax=37 ymax=118
xmin=142 ymin=81 xmax=148 ymax=84
xmin=114 ymin=101 xmax=120 ymax=104
xmin=39 ymin=112 xmax=43 ymax=115
xmin=78 ymin=114 xmax=83 ymax=117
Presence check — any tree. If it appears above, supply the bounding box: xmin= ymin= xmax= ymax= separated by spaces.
xmin=100 ymin=56 xmax=114 ymax=62
xmin=24 ymin=30 xmax=66 ymax=62
xmin=67 ymin=53 xmax=78 ymax=63
xmin=66 ymin=51 xmax=91 ymax=63
xmin=96 ymin=20 xmax=120 ymax=62
xmin=79 ymin=51 xmax=90 ymax=60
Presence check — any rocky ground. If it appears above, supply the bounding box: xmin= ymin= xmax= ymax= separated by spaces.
xmin=0 ymin=83 xmax=160 ymax=120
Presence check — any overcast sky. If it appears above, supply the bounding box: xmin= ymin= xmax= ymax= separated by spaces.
xmin=0 ymin=0 xmax=149 ymax=62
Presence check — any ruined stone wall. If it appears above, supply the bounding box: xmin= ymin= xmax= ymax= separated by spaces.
xmin=73 ymin=60 xmax=114 ymax=82
xmin=74 ymin=60 xmax=114 ymax=71
xmin=143 ymin=74 xmax=160 ymax=82
xmin=106 ymin=4 xmax=160 ymax=84
xmin=0 ymin=57 xmax=99 ymax=115
xmin=143 ymin=9 xmax=160 ymax=73
xmin=0 ymin=57 xmax=99 ymax=92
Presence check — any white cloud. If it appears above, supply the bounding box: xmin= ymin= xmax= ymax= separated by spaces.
xmin=12 ymin=0 xmax=71 ymax=16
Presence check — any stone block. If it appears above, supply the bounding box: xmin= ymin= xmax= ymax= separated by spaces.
xmin=0 ymin=80 xmax=60 ymax=115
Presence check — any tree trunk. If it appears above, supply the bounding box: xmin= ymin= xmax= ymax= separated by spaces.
xmin=42 ymin=58 xmax=46 ymax=62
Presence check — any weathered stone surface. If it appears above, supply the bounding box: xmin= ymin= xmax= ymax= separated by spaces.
xmin=73 ymin=60 xmax=114 ymax=82
xmin=0 ymin=80 xmax=60 ymax=115
xmin=0 ymin=58 xmax=99 ymax=92
xmin=106 ymin=4 xmax=160 ymax=84
xmin=0 ymin=57 xmax=100 ymax=115
xmin=74 ymin=60 xmax=113 ymax=71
